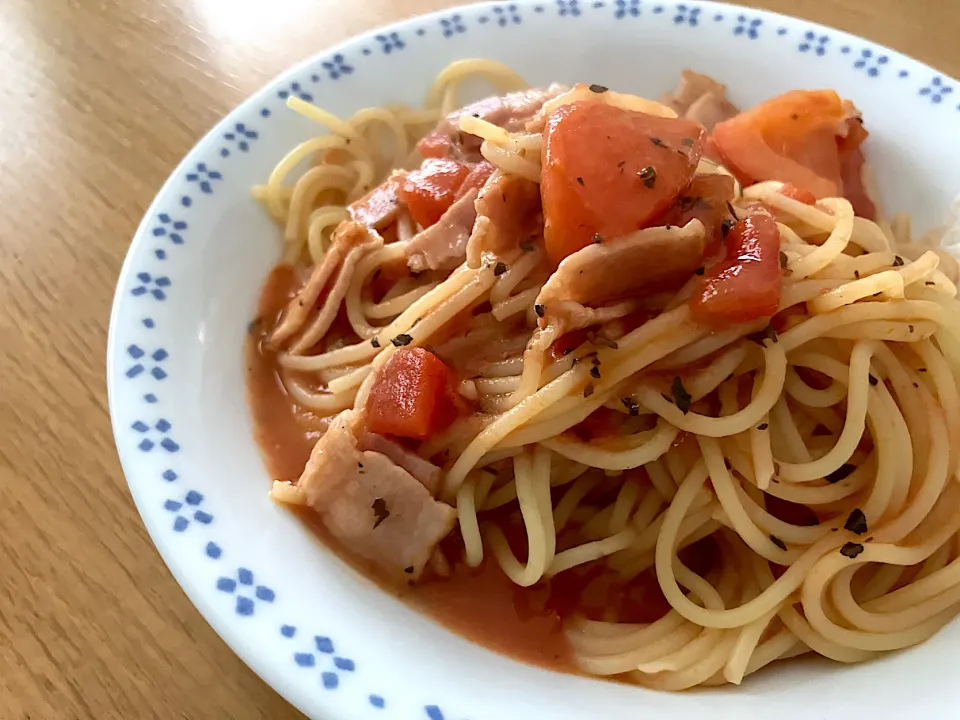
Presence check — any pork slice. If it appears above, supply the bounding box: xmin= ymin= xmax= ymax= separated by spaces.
xmin=661 ymin=70 xmax=739 ymax=130
xmin=536 ymin=221 xmax=707 ymax=325
xmin=466 ymin=171 xmax=542 ymax=267
xmin=298 ymin=411 xmax=456 ymax=584
xmin=405 ymin=188 xmax=479 ymax=272
xmin=357 ymin=430 xmax=442 ymax=496
xmin=349 ymin=171 xmax=407 ymax=229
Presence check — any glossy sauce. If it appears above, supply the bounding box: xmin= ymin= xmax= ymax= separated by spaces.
xmin=246 ymin=264 xmax=710 ymax=676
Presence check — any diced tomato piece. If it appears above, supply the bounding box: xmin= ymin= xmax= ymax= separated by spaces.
xmin=416 ymin=130 xmax=454 ymax=159
xmin=541 ymin=101 xmax=706 ymax=262
xmin=779 ymin=182 xmax=817 ymax=205
xmin=366 ymin=347 xmax=457 ymax=440
xmin=399 ymin=159 xmax=471 ymax=228
xmin=657 ymin=174 xmax=736 ymax=258
xmin=549 ymin=328 xmax=591 ymax=361
xmin=838 ymin=119 xmax=877 ymax=220
xmin=712 ymin=90 xmax=847 ymax=199
xmin=689 ymin=213 xmax=782 ymax=326
xmin=455 ymin=160 xmax=496 ymax=200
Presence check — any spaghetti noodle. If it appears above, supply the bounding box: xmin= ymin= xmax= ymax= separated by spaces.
xmin=246 ymin=59 xmax=960 ymax=689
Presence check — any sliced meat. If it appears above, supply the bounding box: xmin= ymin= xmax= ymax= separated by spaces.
xmin=349 ymin=171 xmax=407 ymax=229
xmin=405 ymin=188 xmax=479 ymax=272
xmin=661 ymin=70 xmax=739 ymax=130
xmin=535 ymin=220 xmax=707 ymax=324
xmin=298 ymin=411 xmax=456 ymax=585
xmin=269 ymin=221 xmax=377 ymax=348
xmin=417 ymin=85 xmax=567 ymax=161
xmin=357 ymin=430 xmax=442 ymax=496
xmin=466 ymin=171 xmax=542 ymax=267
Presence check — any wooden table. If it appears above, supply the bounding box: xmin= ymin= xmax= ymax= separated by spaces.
xmin=1 ymin=0 xmax=956 ymax=717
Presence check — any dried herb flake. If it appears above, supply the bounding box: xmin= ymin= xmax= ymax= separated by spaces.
xmin=622 ymin=397 xmax=640 ymax=416
xmin=671 ymin=377 xmax=692 ymax=415
xmin=694 ymin=266 xmax=705 ymax=276
xmin=868 ymin=374 xmax=878 ymax=386
xmin=893 ymin=255 xmax=904 ymax=267
xmin=780 ymin=251 xmax=789 ymax=270
xmin=770 ymin=535 xmax=787 ymax=551
xmin=590 ymin=366 xmax=601 ymax=379
xmin=637 ymin=166 xmax=657 ymax=189
xmin=844 ymin=508 xmax=868 ymax=535
xmin=589 ymin=84 xmax=609 ymax=93
xmin=682 ymin=137 xmax=695 ymax=147
xmin=494 ymin=261 xmax=508 ymax=276
xmin=592 ymin=233 xmax=603 ymax=244
xmin=840 ymin=542 xmax=864 ymax=559
xmin=372 ymin=498 xmax=390 ymax=529
xmin=535 ymin=304 xmax=546 ymax=318
xmin=576 ymin=176 xmax=585 ymax=186
xmin=583 ymin=383 xmax=595 ymax=398
xmin=404 ymin=565 xmax=414 ymax=574
xmin=757 ymin=423 xmax=769 ymax=431
xmin=371 ymin=337 xmax=381 ymax=348
xmin=650 ymin=137 xmax=668 ymax=149
xmin=392 ymin=333 xmax=413 ymax=347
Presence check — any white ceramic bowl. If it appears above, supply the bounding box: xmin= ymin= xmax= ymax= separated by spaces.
xmin=107 ymin=2 xmax=960 ymax=718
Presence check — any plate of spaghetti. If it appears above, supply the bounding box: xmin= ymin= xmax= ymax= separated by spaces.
xmin=107 ymin=1 xmax=960 ymax=718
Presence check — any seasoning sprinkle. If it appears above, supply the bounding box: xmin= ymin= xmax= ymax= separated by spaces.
xmin=650 ymin=137 xmax=668 ymax=148
xmin=840 ymin=542 xmax=864 ymax=559
xmin=827 ymin=463 xmax=855 ymax=483
xmin=790 ymin=113 xmax=799 ymax=120
xmin=747 ymin=325 xmax=779 ymax=347
xmin=868 ymin=374 xmax=878 ymax=386
xmin=372 ymin=498 xmax=390 ymax=529
xmin=371 ymin=337 xmax=381 ymax=348
xmin=757 ymin=423 xmax=769 ymax=431
xmin=535 ymin=304 xmax=546 ymax=318
xmin=926 ymin=281 xmax=936 ymax=286
xmin=521 ymin=239 xmax=536 ymax=252
xmin=844 ymin=508 xmax=868 ymax=535
xmin=590 ymin=366 xmax=601 ymax=379
xmin=671 ymin=377 xmax=692 ymax=415
xmin=721 ymin=218 xmax=735 ymax=237
xmin=779 ymin=251 xmax=789 ymax=270
xmin=588 ymin=83 xmax=609 ymax=93
xmin=391 ymin=333 xmax=413 ymax=347
xmin=774 ymin=461 xmax=781 ymax=476
xmin=494 ymin=261 xmax=508 ymax=276
xmin=854 ymin=270 xmax=860 ymax=279
xmin=583 ymin=383 xmax=595 ymax=398
xmin=919 ymin=367 xmax=927 ymax=372
xmin=637 ymin=166 xmax=657 ymax=189
xmin=770 ymin=535 xmax=787 ymax=551
xmin=622 ymin=397 xmax=640 ymax=416
xmin=404 ymin=566 xmax=414 ymax=574
xmin=694 ymin=266 xmax=705 ymax=276
xmin=908 ymin=324 xmax=915 ymax=333
xmin=617 ymin=160 xmax=626 ymax=168
xmin=682 ymin=137 xmax=695 ymax=147
xmin=913 ymin=382 xmax=919 ymax=388
xmin=576 ymin=176 xmax=585 ymax=186
xmin=893 ymin=255 xmax=904 ymax=267
xmin=593 ymin=233 xmax=603 ymax=244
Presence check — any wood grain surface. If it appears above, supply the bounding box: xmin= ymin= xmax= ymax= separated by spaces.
xmin=0 ymin=0 xmax=956 ymax=717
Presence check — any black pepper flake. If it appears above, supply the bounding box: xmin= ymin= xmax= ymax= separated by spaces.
xmin=844 ymin=508 xmax=868 ymax=535
xmin=893 ymin=255 xmax=904 ymax=267
xmin=494 ymin=261 xmax=508 ymax=276
xmin=521 ymin=240 xmax=535 ymax=252
xmin=694 ymin=266 xmax=705 ymax=276
xmin=592 ymin=233 xmax=603 ymax=244
xmin=913 ymin=382 xmax=919 ymax=388
xmin=840 ymin=542 xmax=864 ymax=559
xmin=371 ymin=337 xmax=381 ymax=348
xmin=650 ymin=137 xmax=668 ymax=148
xmin=747 ymin=325 xmax=779 ymax=347
xmin=617 ymin=160 xmax=626 ymax=168
xmin=868 ymin=374 xmax=878 ymax=386
xmin=671 ymin=377 xmax=692 ymax=415
xmin=919 ymin=367 xmax=927 ymax=372
xmin=774 ymin=462 xmax=781 ymax=476
xmin=827 ymin=464 xmax=855 ymax=483
xmin=638 ymin=166 xmax=657 ymax=189
xmin=790 ymin=113 xmax=799 ymax=120
xmin=392 ymin=333 xmax=413 ymax=347
xmin=854 ymin=270 xmax=861 ymax=279
xmin=682 ymin=137 xmax=695 ymax=147
xmin=909 ymin=324 xmax=915 ymax=333
xmin=926 ymin=281 xmax=936 ymax=286
xmin=583 ymin=383 xmax=595 ymax=398
xmin=535 ymin=304 xmax=546 ymax=318
xmin=779 ymin=251 xmax=789 ymax=270
xmin=770 ymin=535 xmax=787 ymax=551
xmin=372 ymin=498 xmax=390 ymax=529
xmin=358 ymin=462 xmax=364 ymax=469
xmin=590 ymin=354 xmax=601 ymax=365
xmin=404 ymin=565 xmax=414 ymax=574
xmin=576 ymin=176 xmax=585 ymax=186
xmin=622 ymin=397 xmax=640 ymax=416
xmin=588 ymin=83 xmax=609 ymax=93
xmin=590 ymin=366 xmax=601 ymax=379
xmin=721 ymin=218 xmax=735 ymax=237
xmin=757 ymin=423 xmax=769 ymax=431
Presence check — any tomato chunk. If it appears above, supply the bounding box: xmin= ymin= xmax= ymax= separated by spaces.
xmin=541 ymin=101 xmax=706 ymax=262
xmin=657 ymin=174 xmax=736 ymax=259
xmin=416 ymin=130 xmax=454 ymax=159
xmin=455 ymin=160 xmax=496 ymax=200
xmin=689 ymin=213 xmax=782 ymax=326
xmin=837 ymin=119 xmax=877 ymax=220
xmin=366 ymin=347 xmax=457 ymax=440
xmin=399 ymin=159 xmax=471 ymax=228
xmin=712 ymin=90 xmax=846 ymax=199
xmin=779 ymin=182 xmax=817 ymax=205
